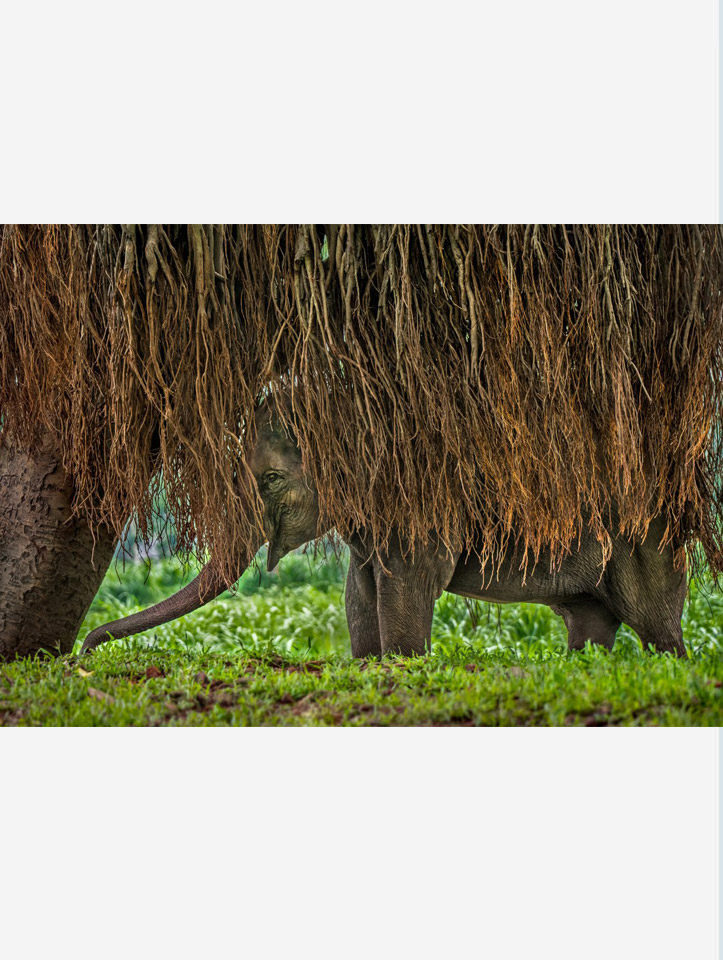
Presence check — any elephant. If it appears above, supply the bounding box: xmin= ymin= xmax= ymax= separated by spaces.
xmin=82 ymin=406 xmax=687 ymax=657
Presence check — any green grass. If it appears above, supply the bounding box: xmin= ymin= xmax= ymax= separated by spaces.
xmin=1 ymin=548 xmax=722 ymax=726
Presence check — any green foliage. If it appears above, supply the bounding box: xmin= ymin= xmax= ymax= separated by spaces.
xmin=86 ymin=550 xmax=723 ymax=661
xmin=2 ymin=641 xmax=722 ymax=727
xmin=1 ymin=551 xmax=720 ymax=726
xmin=92 ymin=547 xmax=349 ymax=656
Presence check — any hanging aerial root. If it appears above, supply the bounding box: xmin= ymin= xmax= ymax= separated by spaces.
xmin=1 ymin=224 xmax=722 ymax=584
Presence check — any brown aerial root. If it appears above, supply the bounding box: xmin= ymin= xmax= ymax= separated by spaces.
xmin=1 ymin=224 xmax=722 ymax=586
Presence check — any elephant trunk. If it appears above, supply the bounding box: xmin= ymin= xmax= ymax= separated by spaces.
xmin=80 ymin=540 xmax=263 ymax=654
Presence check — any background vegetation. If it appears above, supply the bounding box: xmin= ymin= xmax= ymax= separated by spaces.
xmin=1 ymin=549 xmax=721 ymax=726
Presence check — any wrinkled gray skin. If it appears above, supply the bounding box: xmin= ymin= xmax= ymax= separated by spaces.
xmin=249 ymin=408 xmax=319 ymax=575
xmin=83 ymin=408 xmax=687 ymax=657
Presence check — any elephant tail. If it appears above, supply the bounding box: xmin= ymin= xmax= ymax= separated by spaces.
xmin=80 ymin=546 xmax=261 ymax=654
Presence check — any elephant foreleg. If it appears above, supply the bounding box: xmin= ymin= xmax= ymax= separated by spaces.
xmin=374 ymin=536 xmax=460 ymax=657
xmin=345 ymin=548 xmax=382 ymax=658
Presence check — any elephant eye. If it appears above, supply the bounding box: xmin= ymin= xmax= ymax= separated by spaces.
xmin=263 ymin=471 xmax=282 ymax=485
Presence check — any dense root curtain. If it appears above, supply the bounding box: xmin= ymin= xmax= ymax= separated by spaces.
xmin=1 ymin=224 xmax=722 ymax=585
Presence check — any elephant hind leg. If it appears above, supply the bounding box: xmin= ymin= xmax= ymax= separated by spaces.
xmin=632 ymin=575 xmax=687 ymax=657
xmin=635 ymin=628 xmax=686 ymax=657
xmin=346 ymin=547 xmax=382 ymax=658
xmin=552 ymin=599 xmax=621 ymax=651
xmin=623 ymin=617 xmax=686 ymax=657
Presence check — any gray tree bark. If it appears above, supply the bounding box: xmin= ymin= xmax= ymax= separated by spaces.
xmin=0 ymin=437 xmax=116 ymax=659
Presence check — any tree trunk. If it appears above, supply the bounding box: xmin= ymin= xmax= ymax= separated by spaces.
xmin=0 ymin=437 xmax=116 ymax=659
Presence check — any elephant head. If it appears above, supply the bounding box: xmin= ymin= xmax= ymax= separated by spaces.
xmin=81 ymin=405 xmax=320 ymax=653
xmin=250 ymin=405 xmax=319 ymax=572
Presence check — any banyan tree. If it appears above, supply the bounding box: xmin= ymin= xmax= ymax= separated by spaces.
xmin=1 ymin=224 xmax=722 ymax=659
